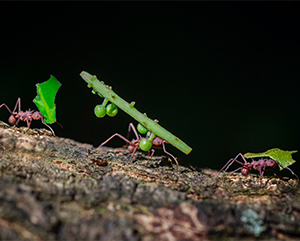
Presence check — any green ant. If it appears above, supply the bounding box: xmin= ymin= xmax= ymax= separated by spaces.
xmin=96 ymin=123 xmax=179 ymax=166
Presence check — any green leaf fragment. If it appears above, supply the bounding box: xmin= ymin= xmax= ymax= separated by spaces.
xmin=244 ymin=148 xmax=297 ymax=171
xmin=33 ymin=75 xmax=62 ymax=124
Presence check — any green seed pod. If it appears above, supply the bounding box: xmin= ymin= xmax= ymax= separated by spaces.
xmin=106 ymin=103 xmax=118 ymax=117
xmin=137 ymin=123 xmax=148 ymax=134
xmin=94 ymin=105 xmax=106 ymax=118
xmin=139 ymin=138 xmax=152 ymax=151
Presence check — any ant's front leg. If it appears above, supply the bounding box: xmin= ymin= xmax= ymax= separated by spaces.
xmin=161 ymin=141 xmax=179 ymax=167
xmin=145 ymin=149 xmax=155 ymax=165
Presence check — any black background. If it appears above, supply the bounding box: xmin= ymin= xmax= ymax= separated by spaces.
xmin=1 ymin=3 xmax=300 ymax=176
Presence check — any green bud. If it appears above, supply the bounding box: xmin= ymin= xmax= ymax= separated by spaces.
xmin=137 ymin=123 xmax=148 ymax=134
xmin=94 ymin=105 xmax=106 ymax=118
xmin=106 ymin=103 xmax=118 ymax=117
xmin=139 ymin=138 xmax=152 ymax=151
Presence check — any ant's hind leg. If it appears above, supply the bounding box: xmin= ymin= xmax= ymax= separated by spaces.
xmin=0 ymin=103 xmax=13 ymax=114
xmin=13 ymin=98 xmax=21 ymax=113
xmin=146 ymin=149 xmax=155 ymax=165
xmin=219 ymin=153 xmax=245 ymax=173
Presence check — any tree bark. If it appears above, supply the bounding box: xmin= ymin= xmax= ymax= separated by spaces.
xmin=0 ymin=120 xmax=300 ymax=240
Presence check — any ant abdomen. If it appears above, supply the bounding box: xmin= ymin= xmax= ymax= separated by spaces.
xmin=8 ymin=115 xmax=17 ymax=125
xmin=241 ymin=167 xmax=249 ymax=176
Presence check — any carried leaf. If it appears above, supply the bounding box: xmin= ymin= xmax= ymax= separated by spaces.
xmin=33 ymin=75 xmax=62 ymax=124
xmin=244 ymin=148 xmax=297 ymax=171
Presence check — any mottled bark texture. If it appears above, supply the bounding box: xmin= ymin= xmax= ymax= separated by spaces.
xmin=0 ymin=120 xmax=300 ymax=240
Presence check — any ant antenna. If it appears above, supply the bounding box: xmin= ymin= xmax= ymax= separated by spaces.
xmin=279 ymin=164 xmax=299 ymax=180
xmin=55 ymin=121 xmax=63 ymax=129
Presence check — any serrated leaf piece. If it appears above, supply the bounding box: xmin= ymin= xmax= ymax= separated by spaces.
xmin=244 ymin=148 xmax=297 ymax=171
xmin=33 ymin=75 xmax=62 ymax=124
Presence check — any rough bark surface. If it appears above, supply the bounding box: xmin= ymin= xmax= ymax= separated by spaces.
xmin=0 ymin=120 xmax=300 ymax=240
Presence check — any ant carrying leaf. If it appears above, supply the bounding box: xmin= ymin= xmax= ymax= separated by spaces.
xmin=0 ymin=75 xmax=61 ymax=135
xmin=95 ymin=122 xmax=179 ymax=166
xmin=219 ymin=149 xmax=299 ymax=180
xmin=0 ymin=98 xmax=55 ymax=135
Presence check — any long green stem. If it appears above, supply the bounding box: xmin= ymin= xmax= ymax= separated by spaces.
xmin=80 ymin=71 xmax=192 ymax=155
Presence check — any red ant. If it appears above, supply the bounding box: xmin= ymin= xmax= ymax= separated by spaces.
xmin=95 ymin=123 xmax=179 ymax=166
xmin=0 ymin=97 xmax=55 ymax=135
xmin=219 ymin=153 xmax=299 ymax=180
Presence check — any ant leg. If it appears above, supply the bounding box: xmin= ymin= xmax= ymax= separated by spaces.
xmin=41 ymin=119 xmax=55 ymax=136
xmin=219 ymin=153 xmax=245 ymax=173
xmin=128 ymin=145 xmax=139 ymax=165
xmin=230 ymin=166 xmax=243 ymax=174
xmin=15 ymin=118 xmax=21 ymax=126
xmin=162 ymin=141 xmax=179 ymax=167
xmin=25 ymin=119 xmax=32 ymax=132
xmin=258 ymin=167 xmax=264 ymax=180
xmin=146 ymin=149 xmax=155 ymax=165
xmin=97 ymin=133 xmax=132 ymax=149
xmin=0 ymin=103 xmax=13 ymax=114
xmin=125 ymin=123 xmax=139 ymax=148
xmin=13 ymin=98 xmax=21 ymax=113
xmin=128 ymin=123 xmax=139 ymax=140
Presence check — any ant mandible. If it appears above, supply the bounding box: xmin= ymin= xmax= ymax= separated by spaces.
xmin=0 ymin=97 xmax=55 ymax=135
xmin=219 ymin=153 xmax=299 ymax=180
xmin=95 ymin=123 xmax=179 ymax=166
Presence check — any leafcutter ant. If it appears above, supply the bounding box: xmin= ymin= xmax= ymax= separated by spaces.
xmin=219 ymin=153 xmax=299 ymax=180
xmin=95 ymin=123 xmax=178 ymax=166
xmin=0 ymin=97 xmax=55 ymax=135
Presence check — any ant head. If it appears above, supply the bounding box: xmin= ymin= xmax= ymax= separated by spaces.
xmin=266 ymin=159 xmax=277 ymax=167
xmin=32 ymin=111 xmax=43 ymax=120
xmin=241 ymin=167 xmax=249 ymax=176
xmin=8 ymin=115 xmax=16 ymax=125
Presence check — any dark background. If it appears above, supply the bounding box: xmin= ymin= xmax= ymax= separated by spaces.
xmin=1 ymin=3 xmax=300 ymax=176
